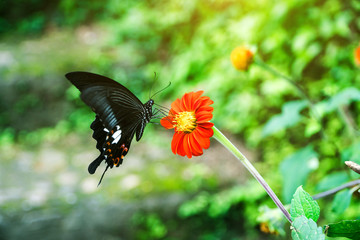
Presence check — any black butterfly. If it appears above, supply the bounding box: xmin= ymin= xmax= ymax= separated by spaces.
xmin=66 ymin=71 xmax=156 ymax=184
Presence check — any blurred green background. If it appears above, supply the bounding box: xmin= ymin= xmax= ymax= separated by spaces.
xmin=1 ymin=0 xmax=360 ymax=239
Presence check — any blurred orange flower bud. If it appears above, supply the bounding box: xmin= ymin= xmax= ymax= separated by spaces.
xmin=259 ymin=222 xmax=279 ymax=235
xmin=230 ymin=46 xmax=254 ymax=71
xmin=355 ymin=45 xmax=360 ymax=66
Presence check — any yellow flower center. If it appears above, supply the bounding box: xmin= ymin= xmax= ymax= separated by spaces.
xmin=174 ymin=111 xmax=197 ymax=133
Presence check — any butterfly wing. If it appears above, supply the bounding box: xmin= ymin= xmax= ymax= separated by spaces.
xmin=66 ymin=71 xmax=145 ymax=129
xmin=66 ymin=71 xmax=149 ymax=175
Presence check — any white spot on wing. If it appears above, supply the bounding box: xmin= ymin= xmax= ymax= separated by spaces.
xmin=103 ymin=128 xmax=109 ymax=133
xmin=112 ymin=129 xmax=122 ymax=144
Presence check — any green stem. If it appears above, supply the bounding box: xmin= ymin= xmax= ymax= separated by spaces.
xmin=212 ymin=126 xmax=292 ymax=223
xmin=312 ymin=179 xmax=360 ymax=200
xmin=337 ymin=106 xmax=359 ymax=138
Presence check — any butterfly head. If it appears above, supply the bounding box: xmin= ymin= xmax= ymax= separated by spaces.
xmin=144 ymin=99 xmax=154 ymax=123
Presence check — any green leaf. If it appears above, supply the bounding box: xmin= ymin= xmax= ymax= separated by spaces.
xmin=262 ymin=100 xmax=307 ymax=136
xmin=330 ymin=87 xmax=360 ymax=107
xmin=290 ymin=186 xmax=320 ymax=222
xmin=341 ymin=141 xmax=360 ymax=163
xmin=291 ymin=216 xmax=325 ymax=240
xmin=341 ymin=142 xmax=360 ymax=178
xmin=280 ymin=145 xmax=319 ymax=203
xmin=316 ymin=172 xmax=349 ymax=192
xmin=331 ymin=189 xmax=352 ymax=214
xmin=319 ymin=87 xmax=360 ymax=114
xmin=325 ymin=220 xmax=360 ymax=239
xmin=304 ymin=118 xmax=322 ymax=137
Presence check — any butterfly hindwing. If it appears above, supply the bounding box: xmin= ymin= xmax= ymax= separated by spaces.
xmin=66 ymin=71 xmax=154 ymax=179
xmin=88 ymin=116 xmax=107 ymax=174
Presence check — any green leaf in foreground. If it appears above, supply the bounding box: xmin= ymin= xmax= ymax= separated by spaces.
xmin=290 ymin=186 xmax=320 ymax=222
xmin=324 ymin=220 xmax=360 ymax=240
xmin=331 ymin=189 xmax=352 ymax=214
xmin=291 ymin=216 xmax=325 ymax=240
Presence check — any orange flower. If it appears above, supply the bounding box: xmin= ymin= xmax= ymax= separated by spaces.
xmin=230 ymin=46 xmax=254 ymax=71
xmin=355 ymin=45 xmax=360 ymax=66
xmin=161 ymin=91 xmax=214 ymax=158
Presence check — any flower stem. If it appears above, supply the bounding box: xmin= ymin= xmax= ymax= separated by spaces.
xmin=212 ymin=126 xmax=292 ymax=223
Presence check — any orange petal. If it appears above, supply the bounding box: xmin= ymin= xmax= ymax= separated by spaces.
xmin=193 ymin=96 xmax=213 ymax=110
xmin=189 ymin=91 xmax=204 ymax=109
xmin=196 ymin=110 xmax=213 ymax=117
xmin=196 ymin=105 xmax=214 ymax=112
xmin=160 ymin=116 xmax=175 ymax=129
xmin=196 ymin=106 xmax=214 ymax=113
xmin=176 ymin=134 xmax=187 ymax=156
xmin=181 ymin=93 xmax=191 ymax=111
xmin=198 ymin=122 xmax=214 ymax=129
xmin=193 ymin=99 xmax=204 ymax=110
xmin=171 ymin=133 xmax=183 ymax=155
xmin=187 ymin=92 xmax=196 ymax=110
xmin=200 ymin=97 xmax=214 ymax=107
xmin=196 ymin=126 xmax=214 ymax=138
xmin=171 ymin=98 xmax=182 ymax=113
xmin=185 ymin=134 xmax=196 ymax=157
xmin=186 ymin=134 xmax=196 ymax=158
xmin=192 ymin=129 xmax=211 ymax=149
xmin=189 ymin=133 xmax=203 ymax=156
xmin=196 ymin=113 xmax=213 ymax=123
xmin=201 ymin=136 xmax=211 ymax=149
xmin=193 ymin=91 xmax=204 ymax=99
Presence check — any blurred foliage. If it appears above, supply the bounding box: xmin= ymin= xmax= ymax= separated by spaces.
xmin=1 ymin=0 xmax=360 ymax=239
xmin=280 ymin=145 xmax=318 ymax=203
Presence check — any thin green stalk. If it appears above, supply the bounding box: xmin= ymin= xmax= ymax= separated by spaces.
xmin=312 ymin=179 xmax=360 ymax=200
xmin=212 ymin=126 xmax=292 ymax=223
xmin=337 ymin=106 xmax=359 ymax=139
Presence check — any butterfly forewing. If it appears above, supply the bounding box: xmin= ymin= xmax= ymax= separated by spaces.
xmin=66 ymin=71 xmax=153 ymax=179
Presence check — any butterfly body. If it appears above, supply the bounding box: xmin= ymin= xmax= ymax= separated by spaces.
xmin=66 ymin=72 xmax=154 ymax=180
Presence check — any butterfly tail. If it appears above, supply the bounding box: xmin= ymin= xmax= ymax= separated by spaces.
xmin=88 ymin=155 xmax=103 ymax=174
xmin=97 ymin=165 xmax=110 ymax=187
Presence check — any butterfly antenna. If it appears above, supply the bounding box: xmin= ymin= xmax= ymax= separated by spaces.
xmin=150 ymin=81 xmax=171 ymax=99
xmin=149 ymin=72 xmax=158 ymax=99
xmin=97 ymin=165 xmax=110 ymax=187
